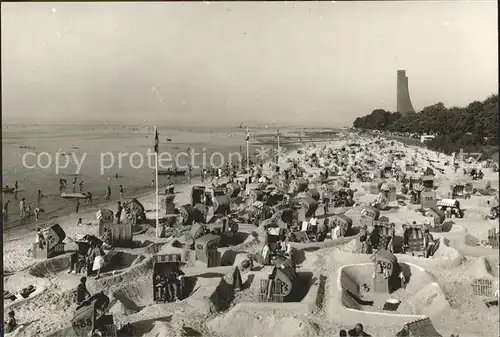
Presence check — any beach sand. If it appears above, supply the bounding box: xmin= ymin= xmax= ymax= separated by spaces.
xmin=3 ymin=134 xmax=499 ymax=337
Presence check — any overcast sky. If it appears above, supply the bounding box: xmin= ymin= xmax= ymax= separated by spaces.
xmin=1 ymin=1 xmax=497 ymax=127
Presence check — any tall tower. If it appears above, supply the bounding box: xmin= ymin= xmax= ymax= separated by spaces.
xmin=397 ymin=70 xmax=415 ymax=114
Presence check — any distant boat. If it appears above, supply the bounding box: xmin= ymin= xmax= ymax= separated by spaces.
xmin=60 ymin=192 xmax=88 ymax=199
xmin=70 ymin=146 xmax=79 ymax=149
xmin=166 ymin=138 xmax=172 ymax=142
xmin=19 ymin=145 xmax=35 ymax=149
xmin=3 ymin=187 xmax=17 ymax=193
xmin=157 ymin=168 xmax=186 ymax=176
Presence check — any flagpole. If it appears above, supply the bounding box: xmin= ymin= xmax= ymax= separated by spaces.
xmin=276 ymin=126 xmax=280 ymax=166
xmin=246 ymin=127 xmax=250 ymax=193
xmin=154 ymin=126 xmax=159 ymax=238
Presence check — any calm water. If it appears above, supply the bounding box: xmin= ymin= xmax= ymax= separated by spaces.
xmin=2 ymin=125 xmax=279 ymax=229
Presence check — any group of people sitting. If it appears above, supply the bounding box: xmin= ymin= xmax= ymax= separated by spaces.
xmin=154 ymin=265 xmax=185 ymax=303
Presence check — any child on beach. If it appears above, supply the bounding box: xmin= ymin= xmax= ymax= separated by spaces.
xmin=119 ymin=185 xmax=124 ymax=199
xmin=34 ymin=207 xmax=43 ymax=222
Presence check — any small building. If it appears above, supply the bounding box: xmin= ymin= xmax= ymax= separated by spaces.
xmin=420 ymin=135 xmax=435 ymax=143
xmin=360 ymin=205 xmax=380 ymax=227
xmin=97 ymin=208 xmax=114 ymax=237
xmin=32 ymin=224 xmax=66 ymax=259
xmin=331 ymin=214 xmax=353 ymax=237
xmin=190 ymin=186 xmax=206 ymax=205
xmin=194 ymin=233 xmax=221 ymax=268
xmin=395 ymin=317 xmax=443 ymax=337
xmin=153 ymin=254 xmax=187 ymax=303
xmin=370 ymin=249 xmax=400 ymax=294
xmin=371 ymin=221 xmax=395 ymax=253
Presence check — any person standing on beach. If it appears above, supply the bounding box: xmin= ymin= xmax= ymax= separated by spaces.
xmin=86 ymin=192 xmax=93 ymax=205
xmin=3 ymin=200 xmax=10 ymax=221
xmin=200 ymin=167 xmax=205 ymax=184
xmin=119 ymin=185 xmax=124 ymax=199
xmin=186 ymin=165 xmax=192 ymax=184
xmin=72 ymin=176 xmax=78 ymax=192
xmin=89 ymin=242 xmax=105 ymax=279
xmin=19 ymin=197 xmax=26 ymax=220
xmin=116 ymin=201 xmax=123 ymax=224
xmin=151 ymin=180 xmax=155 ymax=187
xmin=14 ymin=181 xmax=19 ymax=191
xmin=79 ymin=181 xmax=84 ymax=192
xmin=105 ymin=185 xmax=111 ymax=202
xmin=36 ymin=190 xmax=44 ymax=207
xmin=76 ymin=199 xmax=80 ymax=213
xmin=27 ymin=205 xmax=32 ymax=219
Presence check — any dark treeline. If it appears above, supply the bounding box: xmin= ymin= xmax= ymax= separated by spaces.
xmin=352 ymin=94 xmax=499 ymax=160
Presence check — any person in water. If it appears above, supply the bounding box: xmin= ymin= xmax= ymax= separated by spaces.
xmin=79 ymin=181 xmax=84 ymax=192
xmin=3 ymin=200 xmax=10 ymax=221
xmin=37 ymin=189 xmax=44 ymax=207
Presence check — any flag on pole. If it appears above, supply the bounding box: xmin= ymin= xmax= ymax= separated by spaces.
xmin=154 ymin=128 xmax=159 ymax=153
xmin=245 ymin=129 xmax=250 ymax=141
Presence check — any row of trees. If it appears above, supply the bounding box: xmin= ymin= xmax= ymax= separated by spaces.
xmin=352 ymin=94 xmax=499 ymax=159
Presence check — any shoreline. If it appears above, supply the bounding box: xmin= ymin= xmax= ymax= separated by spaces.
xmin=3 ymin=142 xmax=302 ymax=242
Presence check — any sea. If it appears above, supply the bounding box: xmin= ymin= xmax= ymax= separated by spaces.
xmin=2 ymin=124 xmax=289 ymax=230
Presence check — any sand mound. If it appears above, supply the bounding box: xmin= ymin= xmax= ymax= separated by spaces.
xmin=140 ymin=321 xmax=176 ymax=337
xmin=463 ymin=256 xmax=499 ymax=279
xmin=408 ymin=283 xmax=451 ymax=317
xmin=207 ymin=308 xmax=321 ymax=337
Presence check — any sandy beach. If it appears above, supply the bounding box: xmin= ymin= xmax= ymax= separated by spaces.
xmin=3 ymin=131 xmax=499 ymax=337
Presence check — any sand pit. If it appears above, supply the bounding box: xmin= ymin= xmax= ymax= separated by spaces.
xmin=338 ymin=263 xmax=448 ymax=316
xmin=28 ymin=253 xmax=73 ymax=278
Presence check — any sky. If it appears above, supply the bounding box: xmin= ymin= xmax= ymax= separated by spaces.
xmin=1 ymin=1 xmax=498 ymax=127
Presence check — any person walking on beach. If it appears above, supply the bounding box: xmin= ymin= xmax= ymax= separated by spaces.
xmin=14 ymin=181 xmax=19 ymax=191
xmin=36 ymin=189 xmax=44 ymax=207
xmin=116 ymin=201 xmax=123 ymax=224
xmin=76 ymin=199 xmax=80 ymax=214
xmin=72 ymin=176 xmax=78 ymax=192
xmin=79 ymin=181 xmax=84 ymax=192
xmin=151 ymin=180 xmax=155 ymax=187
xmin=3 ymin=200 xmax=10 ymax=221
xmin=87 ymin=192 xmax=93 ymax=205
xmin=119 ymin=185 xmax=124 ymax=199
